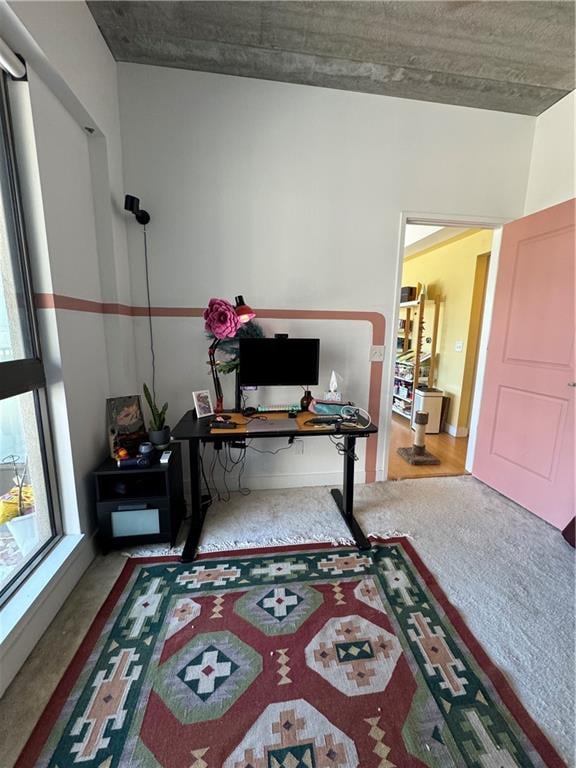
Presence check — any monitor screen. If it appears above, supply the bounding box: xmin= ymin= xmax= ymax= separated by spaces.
xmin=238 ymin=338 xmax=320 ymax=387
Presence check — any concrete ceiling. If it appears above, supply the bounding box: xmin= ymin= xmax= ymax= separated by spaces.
xmin=88 ymin=1 xmax=575 ymax=116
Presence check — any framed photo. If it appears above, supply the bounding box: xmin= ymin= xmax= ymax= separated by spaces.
xmin=106 ymin=395 xmax=147 ymax=458
xmin=193 ymin=390 xmax=214 ymax=419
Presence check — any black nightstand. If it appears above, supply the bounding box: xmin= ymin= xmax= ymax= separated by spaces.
xmin=93 ymin=442 xmax=186 ymax=551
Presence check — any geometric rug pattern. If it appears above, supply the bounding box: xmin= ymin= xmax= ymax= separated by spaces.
xmin=15 ymin=539 xmax=566 ymax=767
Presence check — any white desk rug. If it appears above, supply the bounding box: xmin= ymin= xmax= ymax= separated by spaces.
xmin=122 ymin=484 xmax=412 ymax=557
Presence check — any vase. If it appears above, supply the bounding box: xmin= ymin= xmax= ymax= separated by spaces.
xmin=300 ymin=390 xmax=313 ymax=411
xmin=149 ymin=426 xmax=171 ymax=449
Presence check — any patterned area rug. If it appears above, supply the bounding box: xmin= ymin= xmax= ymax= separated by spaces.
xmin=17 ymin=539 xmax=565 ymax=767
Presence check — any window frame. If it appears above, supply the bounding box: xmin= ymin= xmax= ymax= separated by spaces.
xmin=0 ymin=71 xmax=63 ymax=606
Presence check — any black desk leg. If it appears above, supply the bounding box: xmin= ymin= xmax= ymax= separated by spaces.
xmin=330 ymin=435 xmax=371 ymax=550
xmin=181 ymin=440 xmax=205 ymax=562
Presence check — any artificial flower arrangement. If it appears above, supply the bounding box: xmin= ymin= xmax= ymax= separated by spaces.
xmin=204 ymin=297 xmax=264 ymax=375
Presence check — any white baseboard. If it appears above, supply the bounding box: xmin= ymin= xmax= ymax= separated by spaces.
xmin=445 ymin=424 xmax=469 ymax=438
xmin=0 ymin=533 xmax=96 ymax=697
xmin=184 ymin=471 xmax=367 ymax=499
xmin=241 ymin=471 xmax=367 ymax=490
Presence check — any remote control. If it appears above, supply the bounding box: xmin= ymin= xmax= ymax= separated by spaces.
xmin=159 ymin=450 xmax=172 ymax=464
xmin=210 ymin=421 xmax=237 ymax=429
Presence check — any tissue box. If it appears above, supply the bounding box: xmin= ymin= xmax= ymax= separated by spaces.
xmin=323 ymin=391 xmax=342 ymax=402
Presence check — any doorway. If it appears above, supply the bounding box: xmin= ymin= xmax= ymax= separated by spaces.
xmin=387 ymin=225 xmax=492 ymax=480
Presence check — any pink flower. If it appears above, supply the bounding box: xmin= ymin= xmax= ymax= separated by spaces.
xmin=204 ymin=298 xmax=240 ymax=339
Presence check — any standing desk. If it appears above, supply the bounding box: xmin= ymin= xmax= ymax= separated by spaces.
xmin=172 ymin=410 xmax=378 ymax=562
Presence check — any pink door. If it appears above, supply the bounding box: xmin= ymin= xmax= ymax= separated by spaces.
xmin=474 ymin=199 xmax=575 ymax=530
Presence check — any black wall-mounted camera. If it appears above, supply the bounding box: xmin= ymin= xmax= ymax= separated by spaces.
xmin=124 ymin=194 xmax=150 ymax=225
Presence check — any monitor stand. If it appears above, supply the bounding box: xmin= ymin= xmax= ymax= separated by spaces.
xmin=235 ymin=370 xmax=242 ymax=412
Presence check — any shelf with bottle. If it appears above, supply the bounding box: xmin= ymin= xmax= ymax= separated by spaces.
xmin=397 ymin=306 xmax=415 ymax=353
xmin=392 ymin=400 xmax=412 ymax=419
xmin=394 ymin=374 xmax=429 ymax=384
xmin=392 ymin=289 xmax=439 ymax=422
xmin=392 ymin=374 xmax=427 ymax=401
xmin=394 ymin=360 xmax=430 ymax=384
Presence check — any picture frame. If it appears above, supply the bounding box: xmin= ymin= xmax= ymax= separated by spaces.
xmin=192 ymin=390 xmax=214 ymax=419
xmin=106 ymin=395 xmax=147 ymax=458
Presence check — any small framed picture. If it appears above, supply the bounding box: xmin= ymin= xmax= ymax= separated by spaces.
xmin=193 ymin=390 xmax=214 ymax=419
xmin=106 ymin=395 xmax=147 ymax=458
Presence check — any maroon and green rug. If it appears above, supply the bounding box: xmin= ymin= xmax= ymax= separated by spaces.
xmin=17 ymin=539 xmax=565 ymax=767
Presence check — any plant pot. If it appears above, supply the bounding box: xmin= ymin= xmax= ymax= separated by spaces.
xmin=7 ymin=512 xmax=38 ymax=556
xmin=149 ymin=426 xmax=171 ymax=449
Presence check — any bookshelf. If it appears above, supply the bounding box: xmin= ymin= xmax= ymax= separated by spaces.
xmin=392 ymin=292 xmax=439 ymax=421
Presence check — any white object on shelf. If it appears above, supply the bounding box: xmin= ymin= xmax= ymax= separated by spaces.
xmin=411 ymin=388 xmax=443 ymax=434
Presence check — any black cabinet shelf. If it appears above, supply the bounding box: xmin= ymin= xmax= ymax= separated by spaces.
xmin=93 ymin=442 xmax=186 ymax=551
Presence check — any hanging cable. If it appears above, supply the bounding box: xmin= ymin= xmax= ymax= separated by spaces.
xmin=329 ymin=434 xmax=359 ymax=461
xmin=199 ymin=443 xmax=213 ymax=508
xmin=226 ymin=443 xmax=251 ymax=496
xmin=143 ymin=225 xmax=156 ymax=399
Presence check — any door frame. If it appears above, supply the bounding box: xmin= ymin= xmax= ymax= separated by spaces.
xmin=386 ymin=211 xmax=509 ymax=476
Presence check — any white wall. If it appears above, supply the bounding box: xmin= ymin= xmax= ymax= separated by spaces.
xmin=525 ymin=91 xmax=575 ymax=215
xmin=118 ymin=63 xmax=535 ymax=486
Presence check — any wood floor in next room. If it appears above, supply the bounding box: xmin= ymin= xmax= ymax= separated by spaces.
xmin=387 ymin=412 xmax=469 ymax=480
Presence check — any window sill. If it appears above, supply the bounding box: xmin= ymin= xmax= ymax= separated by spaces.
xmin=0 ymin=533 xmax=90 ymax=647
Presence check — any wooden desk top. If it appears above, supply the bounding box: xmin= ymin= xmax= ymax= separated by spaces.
xmin=172 ymin=410 xmax=377 ymax=441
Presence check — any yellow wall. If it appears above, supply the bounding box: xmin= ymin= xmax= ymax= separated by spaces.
xmin=402 ymin=229 xmax=493 ymax=432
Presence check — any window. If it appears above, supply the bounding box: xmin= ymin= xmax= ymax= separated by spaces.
xmin=0 ymin=72 xmax=61 ymax=601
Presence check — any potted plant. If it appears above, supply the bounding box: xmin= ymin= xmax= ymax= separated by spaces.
xmin=1 ymin=455 xmax=38 ymax=556
xmin=143 ymin=383 xmax=170 ymax=448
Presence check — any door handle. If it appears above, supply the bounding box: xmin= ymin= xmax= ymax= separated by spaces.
xmin=569 ymin=382 xmax=576 ymax=387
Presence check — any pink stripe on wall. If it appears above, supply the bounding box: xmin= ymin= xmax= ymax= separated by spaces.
xmin=35 ymin=294 xmax=206 ymax=318
xmin=35 ymin=294 xmax=385 ymax=482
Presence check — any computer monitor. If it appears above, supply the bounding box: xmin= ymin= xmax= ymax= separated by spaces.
xmin=238 ymin=338 xmax=320 ymax=387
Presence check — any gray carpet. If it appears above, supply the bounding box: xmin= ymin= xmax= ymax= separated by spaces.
xmin=357 ymin=476 xmax=575 ymax=766
xmin=128 ymin=475 xmax=575 ymax=763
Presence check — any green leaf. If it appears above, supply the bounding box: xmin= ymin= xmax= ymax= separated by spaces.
xmin=143 ymin=383 xmax=168 ymax=430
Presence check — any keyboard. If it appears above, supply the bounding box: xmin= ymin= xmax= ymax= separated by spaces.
xmin=305 ymin=416 xmax=342 ymax=425
xmin=257 ymin=404 xmax=300 ymax=413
